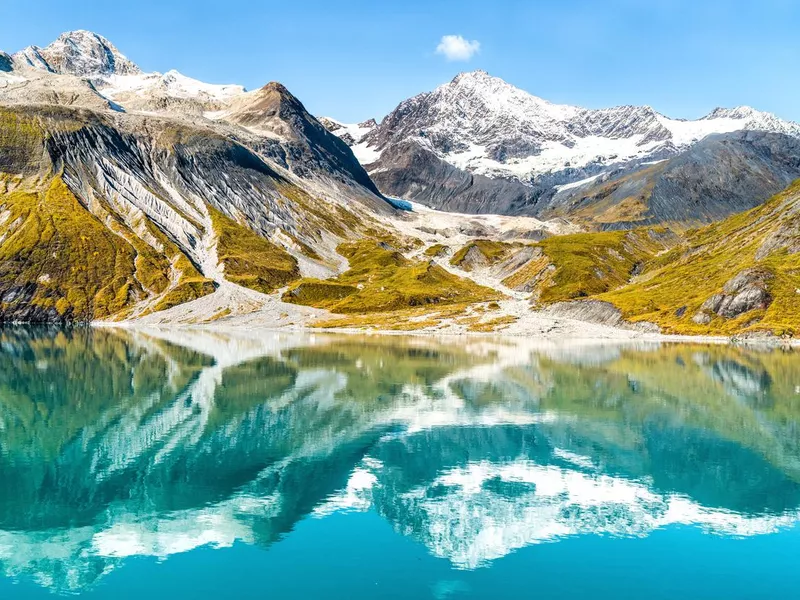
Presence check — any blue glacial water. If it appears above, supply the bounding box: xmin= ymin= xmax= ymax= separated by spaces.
xmin=1 ymin=327 xmax=800 ymax=598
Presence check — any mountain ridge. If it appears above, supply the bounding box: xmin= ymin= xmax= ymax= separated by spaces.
xmin=324 ymin=70 xmax=800 ymax=223
xmin=0 ymin=30 xmax=573 ymax=329
xmin=0 ymin=31 xmax=409 ymax=323
xmin=331 ymin=69 xmax=800 ymax=176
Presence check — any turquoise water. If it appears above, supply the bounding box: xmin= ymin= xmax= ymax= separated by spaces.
xmin=1 ymin=329 xmax=800 ymax=598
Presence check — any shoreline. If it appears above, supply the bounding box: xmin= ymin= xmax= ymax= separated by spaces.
xmin=95 ymin=318 xmax=798 ymax=349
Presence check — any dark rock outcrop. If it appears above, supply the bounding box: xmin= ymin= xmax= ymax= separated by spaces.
xmin=0 ymin=52 xmax=12 ymax=72
xmin=368 ymin=139 xmax=543 ymax=214
xmin=541 ymin=299 xmax=660 ymax=333
xmin=693 ymin=268 xmax=773 ymax=323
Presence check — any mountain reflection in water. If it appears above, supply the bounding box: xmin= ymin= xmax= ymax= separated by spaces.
xmin=1 ymin=327 xmax=800 ymax=593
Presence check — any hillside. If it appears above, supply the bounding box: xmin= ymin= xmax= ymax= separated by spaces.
xmin=596 ymin=180 xmax=800 ymax=336
xmin=0 ymin=102 xmax=389 ymax=323
xmin=403 ymin=183 xmax=800 ymax=339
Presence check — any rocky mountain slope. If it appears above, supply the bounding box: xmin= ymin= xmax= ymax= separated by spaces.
xmin=326 ymin=71 xmax=800 ymax=225
xmin=0 ymin=32 xmax=391 ymax=322
xmin=0 ymin=31 xmax=569 ymax=326
xmin=546 ymin=130 xmax=800 ymax=228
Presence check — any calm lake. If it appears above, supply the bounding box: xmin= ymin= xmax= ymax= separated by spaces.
xmin=1 ymin=327 xmax=800 ymax=598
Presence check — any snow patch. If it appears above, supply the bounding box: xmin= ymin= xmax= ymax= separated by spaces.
xmin=100 ymin=70 xmax=245 ymax=104
xmin=554 ymin=173 xmax=604 ymax=193
xmin=352 ymin=141 xmax=382 ymax=165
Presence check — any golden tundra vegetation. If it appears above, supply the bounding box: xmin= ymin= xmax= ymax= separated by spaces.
xmin=334 ymin=177 xmax=798 ymax=337
xmin=503 ymin=229 xmax=676 ymax=303
xmin=283 ymin=239 xmax=500 ymax=314
xmin=209 ymin=206 xmax=299 ymax=294
xmin=0 ymin=108 xmax=211 ymax=321
xmin=434 ymin=180 xmax=800 ymax=336
xmin=600 ymin=180 xmax=800 ymax=336
xmin=0 ymin=172 xmax=221 ymax=321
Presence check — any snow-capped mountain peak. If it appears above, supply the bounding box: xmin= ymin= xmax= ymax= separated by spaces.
xmin=13 ymin=30 xmax=140 ymax=77
xmin=448 ymin=69 xmax=560 ymax=109
xmin=7 ymin=31 xmax=249 ymax=115
xmin=427 ymin=69 xmax=579 ymax=137
xmin=697 ymin=105 xmax=800 ymax=137
xmin=704 ymin=105 xmax=759 ymax=120
xmin=332 ymin=71 xmax=800 ymax=186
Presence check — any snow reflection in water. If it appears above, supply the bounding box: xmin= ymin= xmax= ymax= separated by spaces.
xmin=0 ymin=327 xmax=798 ymax=591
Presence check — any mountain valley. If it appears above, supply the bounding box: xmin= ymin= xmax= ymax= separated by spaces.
xmin=1 ymin=30 xmax=799 ymax=340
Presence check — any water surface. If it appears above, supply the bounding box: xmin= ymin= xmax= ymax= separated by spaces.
xmin=1 ymin=328 xmax=800 ymax=598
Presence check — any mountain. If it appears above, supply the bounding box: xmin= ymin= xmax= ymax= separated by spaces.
xmin=13 ymin=30 xmax=140 ymax=76
xmin=546 ymin=130 xmax=800 ymax=228
xmin=220 ymin=83 xmax=380 ymax=195
xmin=0 ymin=31 xmax=398 ymax=323
xmin=325 ymin=71 xmax=800 ymax=224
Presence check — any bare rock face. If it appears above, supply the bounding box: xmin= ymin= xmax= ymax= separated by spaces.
xmin=539 ymin=131 xmax=800 ymax=227
xmin=0 ymin=52 xmax=12 ymax=72
xmin=368 ymin=139 xmax=543 ymax=214
xmin=318 ymin=117 xmax=342 ymax=133
xmin=694 ymin=268 xmax=773 ymax=323
xmin=541 ymin=300 xmax=660 ymax=333
xmin=543 ymin=300 xmax=626 ymax=327
xmin=456 ymin=246 xmax=489 ymax=271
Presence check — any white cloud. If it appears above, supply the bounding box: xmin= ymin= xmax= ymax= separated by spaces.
xmin=435 ymin=35 xmax=481 ymax=62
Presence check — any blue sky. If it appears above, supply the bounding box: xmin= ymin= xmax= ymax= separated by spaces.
xmin=2 ymin=0 xmax=799 ymax=123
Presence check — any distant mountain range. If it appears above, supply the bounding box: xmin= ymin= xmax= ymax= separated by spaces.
xmin=325 ymin=70 xmax=800 ymax=226
xmin=0 ymin=30 xmax=799 ymax=338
